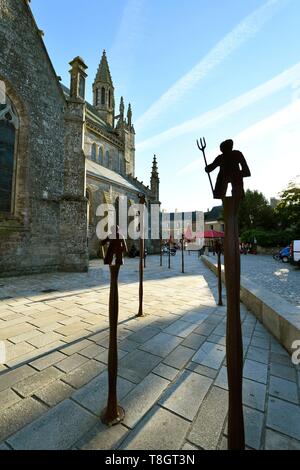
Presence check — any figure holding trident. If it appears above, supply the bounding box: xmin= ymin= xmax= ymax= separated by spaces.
xmin=197 ymin=137 xmax=251 ymax=450
xmin=101 ymin=225 xmax=127 ymax=426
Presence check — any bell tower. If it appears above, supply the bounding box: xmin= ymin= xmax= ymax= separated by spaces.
xmin=93 ymin=50 xmax=115 ymax=127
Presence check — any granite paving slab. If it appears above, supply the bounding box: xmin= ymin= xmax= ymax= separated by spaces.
xmin=159 ymin=370 xmax=212 ymax=421
xmin=7 ymin=399 xmax=97 ymax=450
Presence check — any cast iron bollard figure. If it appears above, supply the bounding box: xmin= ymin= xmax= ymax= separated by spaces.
xmin=197 ymin=137 xmax=251 ymax=450
xmin=214 ymin=240 xmax=223 ymax=307
xmin=101 ymin=226 xmax=127 ymax=426
xmin=137 ymin=194 xmax=146 ymax=317
xmin=205 ymin=139 xmax=250 ymax=199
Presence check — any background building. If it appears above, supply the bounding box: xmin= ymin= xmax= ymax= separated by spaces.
xmin=162 ymin=206 xmax=224 ymax=241
xmin=204 ymin=206 xmax=224 ymax=232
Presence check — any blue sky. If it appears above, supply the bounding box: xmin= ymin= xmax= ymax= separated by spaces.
xmin=31 ymin=0 xmax=300 ymax=212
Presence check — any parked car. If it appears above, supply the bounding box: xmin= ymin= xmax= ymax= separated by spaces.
xmin=273 ymin=246 xmax=290 ymax=263
xmin=290 ymin=240 xmax=300 ymax=266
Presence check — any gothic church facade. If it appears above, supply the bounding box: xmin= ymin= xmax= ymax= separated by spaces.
xmin=0 ymin=0 xmax=160 ymax=276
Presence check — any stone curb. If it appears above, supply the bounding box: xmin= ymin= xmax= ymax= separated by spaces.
xmin=201 ymin=255 xmax=300 ymax=355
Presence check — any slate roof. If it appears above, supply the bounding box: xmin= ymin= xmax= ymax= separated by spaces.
xmin=205 ymin=205 xmax=223 ymax=221
xmin=86 ymin=160 xmax=141 ymax=193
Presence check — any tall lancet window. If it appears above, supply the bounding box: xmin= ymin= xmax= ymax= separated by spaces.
xmin=0 ymin=94 xmax=19 ymax=213
xmin=98 ymin=146 xmax=103 ymax=165
xmin=91 ymin=143 xmax=97 ymax=162
xmin=101 ymin=87 xmax=105 ymax=105
xmin=105 ymin=150 xmax=110 ymax=168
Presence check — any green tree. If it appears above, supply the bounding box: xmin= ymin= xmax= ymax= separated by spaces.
xmin=238 ymin=189 xmax=276 ymax=233
xmin=276 ymin=179 xmax=300 ymax=232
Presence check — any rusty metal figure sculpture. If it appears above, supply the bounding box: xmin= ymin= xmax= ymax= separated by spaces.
xmin=197 ymin=137 xmax=251 ymax=450
xmin=101 ymin=225 xmax=127 ymax=426
xmin=137 ymin=194 xmax=146 ymax=317
xmin=204 ymin=139 xmax=250 ymax=199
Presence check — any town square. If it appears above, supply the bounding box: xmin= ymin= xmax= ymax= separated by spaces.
xmin=0 ymin=0 xmax=299 ymax=460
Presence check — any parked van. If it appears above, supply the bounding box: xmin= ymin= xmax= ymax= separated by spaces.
xmin=290 ymin=240 xmax=300 ymax=265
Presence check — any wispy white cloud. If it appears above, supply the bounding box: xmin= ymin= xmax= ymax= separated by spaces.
xmin=109 ymin=0 xmax=146 ymax=96
xmin=177 ymin=99 xmax=300 ymax=187
xmin=135 ymin=0 xmax=289 ymax=132
xmin=136 ymin=61 xmax=300 ymax=153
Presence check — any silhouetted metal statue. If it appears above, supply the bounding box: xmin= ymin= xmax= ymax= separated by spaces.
xmin=137 ymin=194 xmax=146 ymax=317
xmin=101 ymin=226 xmax=127 ymax=426
xmin=205 ymin=139 xmax=250 ymax=199
xmin=197 ymin=137 xmax=251 ymax=450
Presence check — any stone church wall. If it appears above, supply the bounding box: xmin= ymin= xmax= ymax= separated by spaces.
xmin=0 ymin=0 xmax=88 ymax=276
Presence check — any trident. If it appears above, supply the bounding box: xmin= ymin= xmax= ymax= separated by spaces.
xmin=196 ymin=137 xmax=214 ymax=196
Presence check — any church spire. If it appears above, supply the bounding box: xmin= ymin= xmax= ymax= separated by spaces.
xmin=119 ymin=96 xmax=125 ymax=119
xmin=151 ymin=154 xmax=159 ymax=201
xmin=93 ymin=50 xmax=115 ymax=127
xmin=127 ymin=103 xmax=132 ymax=128
xmin=95 ymin=50 xmax=113 ymax=86
xmin=151 ymin=154 xmax=158 ymax=176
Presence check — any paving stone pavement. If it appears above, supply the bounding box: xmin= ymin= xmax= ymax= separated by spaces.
xmin=211 ymin=253 xmax=300 ymax=306
xmin=0 ymin=254 xmax=299 ymax=450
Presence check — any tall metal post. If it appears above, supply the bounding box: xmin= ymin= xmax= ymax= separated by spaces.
xmin=137 ymin=194 xmax=146 ymax=317
xmin=223 ymin=197 xmax=244 ymax=449
xmin=101 ymin=228 xmax=127 ymax=426
xmin=101 ymin=264 xmax=124 ymax=425
xmin=181 ymin=233 xmax=185 ymax=273
xmin=160 ymin=236 xmax=163 ymax=267
xmin=216 ymin=240 xmax=223 ymax=306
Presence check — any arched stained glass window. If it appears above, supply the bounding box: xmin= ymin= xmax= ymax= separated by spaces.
xmin=0 ymin=95 xmax=19 ymax=213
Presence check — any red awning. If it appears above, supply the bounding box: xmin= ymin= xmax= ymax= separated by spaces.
xmin=196 ymin=230 xmax=224 ymax=239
